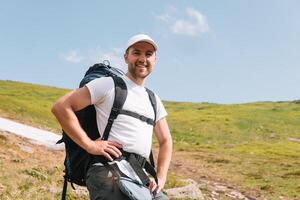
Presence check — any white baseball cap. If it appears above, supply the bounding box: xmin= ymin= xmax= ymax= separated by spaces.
xmin=126 ymin=34 xmax=158 ymax=51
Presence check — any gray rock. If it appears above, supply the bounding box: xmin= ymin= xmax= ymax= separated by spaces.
xmin=165 ymin=179 xmax=204 ymax=200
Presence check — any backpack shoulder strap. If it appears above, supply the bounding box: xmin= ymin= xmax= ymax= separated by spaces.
xmin=145 ymin=88 xmax=157 ymax=124
xmin=145 ymin=88 xmax=157 ymax=168
xmin=102 ymin=75 xmax=127 ymax=140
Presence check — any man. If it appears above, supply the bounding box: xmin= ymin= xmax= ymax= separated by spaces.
xmin=52 ymin=34 xmax=172 ymax=200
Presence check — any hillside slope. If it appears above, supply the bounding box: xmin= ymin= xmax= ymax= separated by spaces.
xmin=1 ymin=80 xmax=300 ymax=199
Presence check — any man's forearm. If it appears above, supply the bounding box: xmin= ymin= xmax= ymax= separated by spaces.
xmin=156 ymin=138 xmax=172 ymax=182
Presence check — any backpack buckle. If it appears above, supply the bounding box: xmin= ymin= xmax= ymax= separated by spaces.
xmin=139 ymin=116 xmax=154 ymax=125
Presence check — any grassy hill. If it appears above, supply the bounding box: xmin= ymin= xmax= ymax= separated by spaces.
xmin=0 ymin=80 xmax=300 ymax=199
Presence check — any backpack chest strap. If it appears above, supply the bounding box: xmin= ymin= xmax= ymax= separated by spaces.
xmin=119 ymin=109 xmax=155 ymax=126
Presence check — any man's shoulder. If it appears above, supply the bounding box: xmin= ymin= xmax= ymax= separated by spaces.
xmin=88 ymin=76 xmax=114 ymax=85
xmin=94 ymin=76 xmax=113 ymax=82
xmin=85 ymin=76 xmax=115 ymax=92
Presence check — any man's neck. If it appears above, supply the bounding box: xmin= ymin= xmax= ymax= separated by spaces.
xmin=125 ymin=73 xmax=145 ymax=86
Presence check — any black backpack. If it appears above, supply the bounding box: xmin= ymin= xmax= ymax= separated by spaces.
xmin=57 ymin=62 xmax=157 ymax=200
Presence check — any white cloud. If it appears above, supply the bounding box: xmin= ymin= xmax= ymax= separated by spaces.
xmin=60 ymin=47 xmax=126 ymax=70
xmin=155 ymin=5 xmax=177 ymax=23
xmin=61 ymin=50 xmax=82 ymax=64
xmin=156 ymin=13 xmax=173 ymax=23
xmin=156 ymin=7 xmax=210 ymax=37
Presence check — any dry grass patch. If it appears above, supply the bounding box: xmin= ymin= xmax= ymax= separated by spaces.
xmin=0 ymin=131 xmax=88 ymax=200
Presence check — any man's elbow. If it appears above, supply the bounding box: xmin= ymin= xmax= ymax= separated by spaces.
xmin=160 ymin=135 xmax=173 ymax=149
xmin=51 ymin=101 xmax=63 ymax=117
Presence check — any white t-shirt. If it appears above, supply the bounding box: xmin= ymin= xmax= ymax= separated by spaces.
xmin=86 ymin=75 xmax=167 ymax=158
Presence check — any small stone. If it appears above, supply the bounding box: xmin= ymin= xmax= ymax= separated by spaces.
xmin=226 ymin=190 xmax=247 ymax=199
xmin=17 ymin=144 xmax=34 ymax=153
xmin=211 ymin=191 xmax=219 ymax=196
xmin=288 ymin=137 xmax=300 ymax=143
xmin=214 ymin=184 xmax=227 ymax=193
xmin=73 ymin=185 xmax=89 ymax=196
xmin=0 ymin=183 xmax=5 ymax=194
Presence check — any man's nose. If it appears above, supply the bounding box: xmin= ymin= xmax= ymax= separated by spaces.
xmin=138 ymin=54 xmax=147 ymax=63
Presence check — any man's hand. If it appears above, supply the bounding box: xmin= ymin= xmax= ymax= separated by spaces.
xmin=149 ymin=177 xmax=166 ymax=194
xmin=86 ymin=139 xmax=122 ymax=161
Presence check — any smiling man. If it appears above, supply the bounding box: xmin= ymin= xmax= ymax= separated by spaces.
xmin=52 ymin=34 xmax=172 ymax=200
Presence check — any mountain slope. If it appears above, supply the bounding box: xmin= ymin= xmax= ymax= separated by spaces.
xmin=1 ymin=80 xmax=300 ymax=199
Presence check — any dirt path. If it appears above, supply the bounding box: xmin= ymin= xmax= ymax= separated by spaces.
xmin=0 ymin=117 xmax=63 ymax=150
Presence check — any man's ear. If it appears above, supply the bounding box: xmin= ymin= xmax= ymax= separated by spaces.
xmin=124 ymin=53 xmax=128 ymax=64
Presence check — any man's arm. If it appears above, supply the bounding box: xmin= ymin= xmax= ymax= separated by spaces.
xmin=51 ymin=86 xmax=122 ymax=160
xmin=153 ymin=117 xmax=172 ymax=193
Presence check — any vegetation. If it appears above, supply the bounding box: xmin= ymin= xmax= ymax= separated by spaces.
xmin=0 ymin=80 xmax=300 ymax=199
xmin=165 ymin=101 xmax=300 ymax=199
xmin=0 ymin=80 xmax=68 ymax=132
xmin=0 ymin=131 xmax=88 ymax=200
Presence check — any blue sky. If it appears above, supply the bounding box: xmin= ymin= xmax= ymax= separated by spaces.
xmin=1 ymin=1 xmax=299 ymax=104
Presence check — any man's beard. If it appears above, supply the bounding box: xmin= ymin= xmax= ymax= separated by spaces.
xmin=128 ymin=64 xmax=151 ymax=79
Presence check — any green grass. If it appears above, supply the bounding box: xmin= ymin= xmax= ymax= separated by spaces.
xmin=1 ymin=80 xmax=300 ymax=199
xmin=0 ymin=80 xmax=69 ymax=132
xmin=164 ymin=101 xmax=300 ymax=198
xmin=164 ymin=172 xmax=187 ymax=189
xmin=166 ymin=101 xmax=300 ymax=147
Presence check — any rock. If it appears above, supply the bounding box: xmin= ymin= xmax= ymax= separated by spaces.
xmin=225 ymin=190 xmax=248 ymax=200
xmin=48 ymin=186 xmax=61 ymax=194
xmin=165 ymin=179 xmax=204 ymax=200
xmin=214 ymin=184 xmax=227 ymax=193
xmin=0 ymin=183 xmax=5 ymax=194
xmin=288 ymin=137 xmax=300 ymax=143
xmin=17 ymin=144 xmax=34 ymax=153
xmin=73 ymin=185 xmax=89 ymax=196
xmin=211 ymin=190 xmax=219 ymax=197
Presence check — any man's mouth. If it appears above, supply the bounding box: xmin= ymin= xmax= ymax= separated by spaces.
xmin=136 ymin=64 xmax=147 ymax=68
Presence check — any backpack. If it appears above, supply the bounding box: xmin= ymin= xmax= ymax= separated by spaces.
xmin=57 ymin=62 xmax=157 ymax=200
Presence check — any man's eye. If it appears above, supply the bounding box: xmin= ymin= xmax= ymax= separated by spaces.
xmin=146 ymin=53 xmax=153 ymax=57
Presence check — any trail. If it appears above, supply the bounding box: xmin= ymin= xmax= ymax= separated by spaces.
xmin=0 ymin=117 xmax=63 ymax=150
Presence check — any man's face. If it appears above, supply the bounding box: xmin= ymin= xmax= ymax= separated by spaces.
xmin=124 ymin=41 xmax=156 ymax=80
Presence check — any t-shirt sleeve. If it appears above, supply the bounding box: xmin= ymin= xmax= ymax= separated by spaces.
xmin=155 ymin=94 xmax=168 ymax=122
xmin=85 ymin=77 xmax=114 ymax=105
